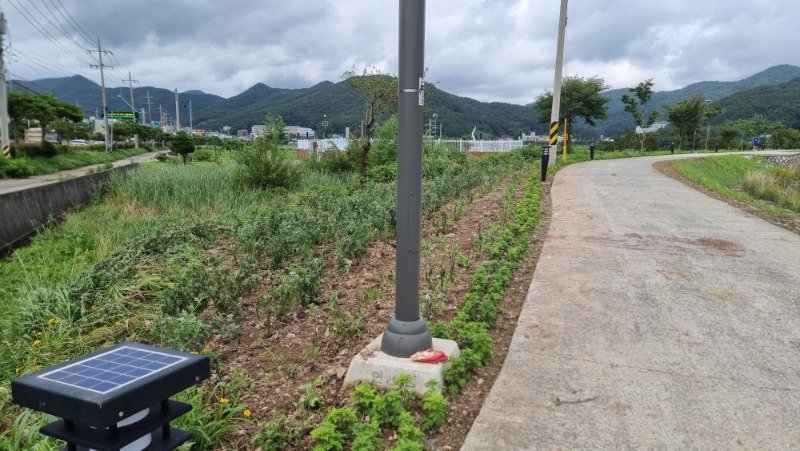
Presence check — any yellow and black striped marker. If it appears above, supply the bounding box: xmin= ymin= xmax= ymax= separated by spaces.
xmin=549 ymin=121 xmax=558 ymax=147
xmin=2 ymin=146 xmax=9 ymax=157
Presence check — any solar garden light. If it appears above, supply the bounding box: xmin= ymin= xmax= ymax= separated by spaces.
xmin=380 ymin=0 xmax=433 ymax=358
xmin=12 ymin=342 xmax=210 ymax=451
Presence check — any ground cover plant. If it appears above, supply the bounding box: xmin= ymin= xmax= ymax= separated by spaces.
xmin=0 ymin=132 xmax=546 ymax=449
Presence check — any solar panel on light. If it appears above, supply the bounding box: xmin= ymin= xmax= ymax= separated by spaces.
xmin=38 ymin=346 xmax=187 ymax=394
xmin=12 ymin=342 xmax=210 ymax=431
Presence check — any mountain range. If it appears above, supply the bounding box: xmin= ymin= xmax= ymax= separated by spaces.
xmin=11 ymin=64 xmax=800 ymax=139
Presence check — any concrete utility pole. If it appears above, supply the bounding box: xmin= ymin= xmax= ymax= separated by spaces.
xmin=89 ymin=39 xmax=113 ymax=152
xmin=122 ymin=71 xmax=138 ymax=122
xmin=543 ymin=0 xmax=568 ymax=179
xmin=174 ymin=89 xmax=180 ymax=133
xmin=0 ymin=12 xmax=10 ymax=157
xmin=144 ymin=90 xmax=153 ymax=126
xmin=158 ymin=104 xmax=165 ymax=128
xmin=381 ymin=0 xmax=432 ymax=357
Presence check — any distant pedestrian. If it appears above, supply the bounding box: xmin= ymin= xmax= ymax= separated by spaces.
xmin=752 ymin=136 xmax=760 ymax=151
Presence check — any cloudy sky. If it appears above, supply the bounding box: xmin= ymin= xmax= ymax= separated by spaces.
xmin=3 ymin=0 xmax=798 ymax=105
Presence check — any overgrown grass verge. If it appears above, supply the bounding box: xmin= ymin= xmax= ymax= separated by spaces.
xmin=672 ymin=155 xmax=799 ymax=217
xmin=743 ymin=165 xmax=800 ymax=213
xmin=2 ymin=147 xmax=153 ymax=179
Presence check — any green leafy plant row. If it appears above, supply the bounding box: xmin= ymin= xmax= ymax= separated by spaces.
xmin=431 ymin=169 xmax=542 ymax=394
xmin=306 ymin=376 xmax=446 ymax=451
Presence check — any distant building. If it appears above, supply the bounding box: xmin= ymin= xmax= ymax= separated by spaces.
xmin=251 ymin=124 xmax=265 ymax=137
xmin=636 ymin=122 xmax=668 ymax=134
xmin=237 ymin=130 xmax=249 ymax=138
xmin=24 ymin=128 xmax=59 ymax=144
xmin=285 ymin=125 xmax=315 ymax=139
xmin=253 ymin=124 xmax=315 ymax=140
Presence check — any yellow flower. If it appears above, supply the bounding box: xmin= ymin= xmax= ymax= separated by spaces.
xmin=36 ymin=331 xmax=43 ymax=336
xmin=190 ymin=351 xmax=199 ymax=355
xmin=33 ymin=339 xmax=41 ymax=346
xmin=114 ymin=321 xmax=122 ymax=326
xmin=218 ymin=398 xmax=229 ymax=404
xmin=48 ymin=318 xmax=59 ymax=325
xmin=243 ymin=409 xmax=252 ymax=417
xmin=203 ymin=347 xmax=210 ymax=353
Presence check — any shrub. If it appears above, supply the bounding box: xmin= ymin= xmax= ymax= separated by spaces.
xmin=194 ymin=148 xmax=217 ymax=162
xmin=232 ymin=145 xmax=303 ymax=190
xmin=0 ymin=157 xmax=34 ymax=179
xmin=314 ymin=148 xmax=356 ymax=174
xmin=21 ymin=141 xmax=57 ymax=158
xmin=514 ymin=144 xmax=541 ymax=162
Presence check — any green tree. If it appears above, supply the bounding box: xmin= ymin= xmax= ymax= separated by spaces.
xmin=534 ymin=75 xmax=611 ymax=127
xmin=717 ymin=121 xmax=741 ymax=150
xmin=112 ymin=121 xmax=138 ymax=142
xmin=733 ymin=118 xmax=757 ymax=150
xmin=703 ymin=103 xmax=724 ymax=150
xmin=171 ymin=131 xmax=195 ymax=164
xmin=51 ymin=117 xmax=91 ymax=142
xmin=261 ymin=112 xmax=288 ymax=146
xmin=343 ymin=66 xmax=398 ymax=188
xmin=621 ymin=79 xmax=660 ymax=152
xmin=7 ymin=92 xmax=83 ymax=144
xmin=8 ymin=91 xmax=50 ymax=143
xmin=665 ymin=95 xmax=707 ymax=150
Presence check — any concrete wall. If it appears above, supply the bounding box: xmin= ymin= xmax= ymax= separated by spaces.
xmin=0 ymin=165 xmax=136 ymax=255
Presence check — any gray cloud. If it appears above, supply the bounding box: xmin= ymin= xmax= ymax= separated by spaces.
xmin=5 ymin=0 xmax=799 ymax=105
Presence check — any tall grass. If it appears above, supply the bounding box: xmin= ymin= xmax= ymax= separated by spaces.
xmin=109 ymin=164 xmax=270 ymax=220
xmin=672 ymin=155 xmax=799 ymax=216
xmin=743 ymin=166 xmax=800 ymax=213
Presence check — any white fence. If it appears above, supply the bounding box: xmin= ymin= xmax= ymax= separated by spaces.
xmin=433 ymin=139 xmax=525 ymax=152
xmin=297 ymin=138 xmax=525 ymax=153
xmin=297 ymin=138 xmax=350 ymax=151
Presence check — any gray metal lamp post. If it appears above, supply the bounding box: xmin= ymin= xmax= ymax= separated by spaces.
xmin=380 ymin=0 xmax=432 ymax=358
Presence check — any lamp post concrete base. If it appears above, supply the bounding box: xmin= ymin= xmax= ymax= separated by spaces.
xmin=381 ymin=315 xmax=432 ymax=358
xmin=344 ymin=334 xmax=459 ymax=395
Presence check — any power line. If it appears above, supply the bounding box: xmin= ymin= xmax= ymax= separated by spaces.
xmin=7 ymin=0 xmax=93 ymax=67
xmin=7 ymin=49 xmax=72 ymax=79
xmin=47 ymin=0 xmax=95 ymax=48
xmin=28 ymin=0 xmax=88 ymax=52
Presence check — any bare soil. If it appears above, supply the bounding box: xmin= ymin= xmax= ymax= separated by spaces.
xmin=202 ymin=170 xmax=552 ymax=450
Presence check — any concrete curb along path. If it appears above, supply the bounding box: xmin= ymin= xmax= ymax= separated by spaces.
xmin=462 ymin=154 xmax=800 ymax=450
xmin=0 ymin=151 xmax=158 ymax=195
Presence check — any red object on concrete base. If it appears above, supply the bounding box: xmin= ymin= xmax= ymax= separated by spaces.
xmin=410 ymin=349 xmax=448 ymax=364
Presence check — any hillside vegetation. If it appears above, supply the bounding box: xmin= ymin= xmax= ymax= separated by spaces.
xmin=13 ymin=65 xmax=800 ymax=140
